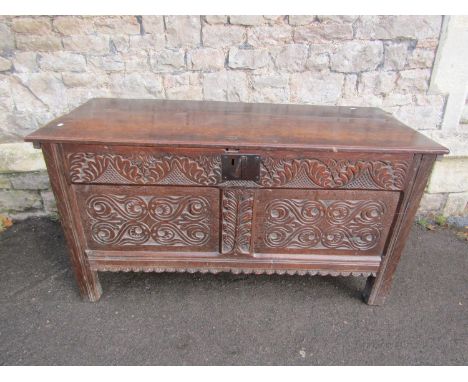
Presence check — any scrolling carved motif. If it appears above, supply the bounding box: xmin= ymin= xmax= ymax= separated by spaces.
xmin=68 ymin=152 xmax=409 ymax=190
xmin=259 ymin=158 xmax=409 ymax=190
xmin=69 ymin=152 xmax=221 ymax=185
xmin=264 ymin=199 xmax=387 ymax=251
xmin=86 ymin=194 xmax=211 ymax=247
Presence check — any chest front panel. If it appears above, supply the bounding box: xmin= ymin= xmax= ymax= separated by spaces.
xmin=66 ymin=144 xmax=407 ymax=266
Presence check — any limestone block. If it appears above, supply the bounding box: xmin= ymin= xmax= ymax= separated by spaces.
xmin=204 ymin=16 xmax=228 ymax=25
xmin=358 ymin=71 xmax=397 ymax=96
xmin=247 ymin=25 xmax=293 ymax=46
xmin=330 ymin=41 xmax=383 ymax=73
xmin=342 ymin=74 xmax=358 ymax=99
xmin=305 ymin=44 xmax=330 ymax=71
xmin=316 ymin=16 xmax=359 ymax=23
xmin=123 ymin=51 xmax=150 ymax=72
xmin=417 ymin=193 xmax=446 ymax=214
xmin=383 ymin=42 xmax=409 ymax=70
xmin=0 ymin=23 xmax=14 ymax=51
xmin=0 ymin=57 xmax=12 ymax=71
xmin=203 ymin=71 xmax=250 ymax=102
xmin=53 ymin=16 xmax=95 ymax=35
xmin=288 ymin=16 xmax=315 ymax=26
xmin=395 ymin=103 xmax=444 ymax=130
xmin=203 ymin=25 xmax=246 ymax=48
xmin=263 ymin=16 xmax=285 ymax=25
xmin=0 ymin=175 xmax=11 ymax=189
xmin=12 ymin=17 xmax=52 ymax=34
xmin=109 ymin=35 xmax=130 ymax=53
xmin=290 ymin=71 xmax=344 ymax=104
xmin=14 ymin=72 xmax=67 ymax=110
xmin=0 ymin=74 xmax=9 ymax=97
xmin=163 ymin=73 xmax=203 ymax=100
xmin=229 ymin=16 xmax=265 ymax=26
xmin=150 ymin=49 xmax=185 ymax=72
xmin=9 ymin=75 xmax=48 ymax=114
xmin=165 ymin=16 xmax=201 ymax=48
xmin=62 ymin=72 xmax=109 ymax=88
xmin=294 ymin=22 xmax=353 ymax=43
xmin=443 ymin=192 xmax=468 ymax=216
xmin=428 ymin=158 xmax=468 ymax=193
xmin=142 ymin=16 xmax=164 ymax=34
xmin=41 ymin=190 xmax=57 ymax=215
xmin=63 ymin=35 xmax=110 ymax=54
xmin=273 ymin=44 xmax=308 ymax=71
xmin=187 ymin=48 xmax=225 ymax=71
xmin=251 ymin=74 xmax=289 ymax=103
xmin=65 ymin=88 xmax=111 ymax=110
xmin=128 ymin=34 xmax=165 ymax=52
xmin=0 ymin=142 xmax=46 ymax=173
xmin=382 ymin=93 xmax=413 ymax=107
xmin=38 ymin=52 xmax=87 ymax=72
xmin=12 ymin=52 xmax=39 ymax=73
xmin=110 ymin=72 xmax=164 ymax=98
xmin=355 ymin=16 xmax=442 ymax=40
xmin=88 ymin=55 xmax=125 ymax=72
xmin=10 ymin=171 xmax=50 ymax=190
xmin=228 ymin=47 xmax=270 ymax=69
xmin=0 ymin=143 xmax=46 ymax=173
xmin=422 ymin=131 xmax=468 ymax=157
xmin=15 ymin=35 xmax=62 ymax=51
xmin=395 ymin=69 xmax=430 ymax=93
xmin=93 ymin=16 xmax=140 ymax=35
xmin=407 ymin=48 xmax=435 ymax=69
xmin=0 ymin=189 xmax=42 ymax=212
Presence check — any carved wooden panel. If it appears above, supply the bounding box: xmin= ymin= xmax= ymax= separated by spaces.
xmin=64 ymin=146 xmax=410 ymax=191
xmin=74 ymin=185 xmax=220 ymax=252
xmin=254 ymin=189 xmax=399 ymax=256
xmin=221 ymin=189 xmax=255 ymax=255
xmin=68 ymin=151 xmax=222 ymax=186
xmin=259 ymin=157 xmax=409 ymax=190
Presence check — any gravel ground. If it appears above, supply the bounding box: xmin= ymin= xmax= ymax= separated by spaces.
xmin=0 ymin=218 xmax=466 ymax=365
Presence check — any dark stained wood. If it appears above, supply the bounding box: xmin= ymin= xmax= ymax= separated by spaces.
xmin=363 ymin=154 xmax=438 ymax=305
xmin=25 ymin=98 xmax=449 ymax=154
xmin=61 ymin=144 xmax=412 ymax=191
xmin=75 ymin=185 xmax=220 ymax=253
xmin=253 ymin=189 xmax=400 ymax=257
xmin=25 ymin=99 xmax=449 ymax=304
xmin=41 ymin=143 xmax=102 ymax=301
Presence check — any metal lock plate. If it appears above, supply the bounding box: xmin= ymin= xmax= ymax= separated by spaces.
xmin=221 ymin=154 xmax=261 ymax=182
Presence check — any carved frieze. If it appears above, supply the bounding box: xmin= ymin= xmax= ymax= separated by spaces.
xmin=69 ymin=152 xmax=222 ymax=185
xmin=67 ymin=151 xmax=409 ymax=190
xmin=259 ymin=157 xmax=409 ymax=190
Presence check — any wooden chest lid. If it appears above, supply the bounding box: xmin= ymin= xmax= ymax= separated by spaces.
xmin=25 ymin=98 xmax=449 ymax=154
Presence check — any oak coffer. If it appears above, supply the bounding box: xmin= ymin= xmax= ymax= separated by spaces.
xmin=25 ymin=99 xmax=449 ymax=305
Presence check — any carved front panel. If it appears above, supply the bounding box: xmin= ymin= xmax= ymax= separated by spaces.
xmin=74 ymin=185 xmax=220 ymax=252
xmin=64 ymin=145 xmax=410 ymax=190
xmin=254 ymin=189 xmax=399 ymax=256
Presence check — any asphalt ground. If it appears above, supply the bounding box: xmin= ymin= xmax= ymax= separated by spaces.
xmin=0 ymin=218 xmax=466 ymax=365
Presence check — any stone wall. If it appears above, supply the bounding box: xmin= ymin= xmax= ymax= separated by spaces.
xmin=0 ymin=15 xmax=466 ymax=219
